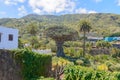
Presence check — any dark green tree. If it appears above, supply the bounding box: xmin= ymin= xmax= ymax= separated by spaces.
xmin=78 ymin=20 xmax=92 ymax=57
xmin=27 ymin=22 xmax=39 ymax=48
xmin=27 ymin=22 xmax=39 ymax=36
xmin=96 ymin=40 xmax=112 ymax=49
xmin=45 ymin=25 xmax=78 ymax=57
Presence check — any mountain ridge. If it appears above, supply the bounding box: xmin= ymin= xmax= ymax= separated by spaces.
xmin=0 ymin=13 xmax=120 ymax=37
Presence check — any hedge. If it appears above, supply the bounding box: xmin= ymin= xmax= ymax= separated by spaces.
xmin=12 ymin=48 xmax=52 ymax=80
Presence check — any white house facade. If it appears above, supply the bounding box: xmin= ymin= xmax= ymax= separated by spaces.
xmin=0 ymin=26 xmax=18 ymax=49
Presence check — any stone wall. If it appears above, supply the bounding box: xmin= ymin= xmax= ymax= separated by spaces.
xmin=89 ymin=48 xmax=111 ymax=55
xmin=0 ymin=49 xmax=22 ymax=80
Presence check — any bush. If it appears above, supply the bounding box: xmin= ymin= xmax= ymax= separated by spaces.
xmin=64 ymin=47 xmax=83 ymax=57
xmin=75 ymin=59 xmax=84 ymax=65
xmin=96 ymin=40 xmax=112 ymax=48
xmin=64 ymin=41 xmax=82 ymax=47
xmin=12 ymin=48 xmax=52 ymax=80
xmin=93 ymin=54 xmax=110 ymax=63
xmin=80 ymin=57 xmax=91 ymax=66
xmin=112 ymin=48 xmax=120 ymax=58
xmin=52 ymin=57 xmax=73 ymax=80
xmin=64 ymin=65 xmax=120 ymax=80
xmin=51 ymin=46 xmax=57 ymax=53
xmin=97 ymin=64 xmax=108 ymax=71
xmin=109 ymin=64 xmax=120 ymax=72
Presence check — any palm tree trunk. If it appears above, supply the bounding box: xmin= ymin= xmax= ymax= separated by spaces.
xmin=83 ymin=31 xmax=86 ymax=57
xmin=56 ymin=41 xmax=65 ymax=57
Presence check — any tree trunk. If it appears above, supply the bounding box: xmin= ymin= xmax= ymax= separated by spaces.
xmin=56 ymin=41 xmax=65 ymax=57
xmin=83 ymin=31 xmax=86 ymax=57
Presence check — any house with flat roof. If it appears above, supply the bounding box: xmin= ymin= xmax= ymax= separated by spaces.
xmin=0 ymin=26 xmax=18 ymax=49
xmin=87 ymin=37 xmax=103 ymax=42
xmin=104 ymin=37 xmax=120 ymax=42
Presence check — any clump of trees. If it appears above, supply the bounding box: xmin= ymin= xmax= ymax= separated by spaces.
xmin=96 ymin=40 xmax=112 ymax=49
xmin=45 ymin=25 xmax=78 ymax=57
xmin=107 ymin=32 xmax=120 ymax=37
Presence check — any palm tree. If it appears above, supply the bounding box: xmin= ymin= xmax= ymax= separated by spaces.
xmin=78 ymin=20 xmax=92 ymax=57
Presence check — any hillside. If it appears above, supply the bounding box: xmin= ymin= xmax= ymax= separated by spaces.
xmin=0 ymin=13 xmax=120 ymax=37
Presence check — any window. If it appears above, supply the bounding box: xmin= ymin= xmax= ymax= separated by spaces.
xmin=0 ymin=33 xmax=1 ymax=42
xmin=9 ymin=34 xmax=13 ymax=41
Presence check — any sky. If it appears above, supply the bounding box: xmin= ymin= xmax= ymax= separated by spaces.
xmin=0 ymin=0 xmax=120 ymax=18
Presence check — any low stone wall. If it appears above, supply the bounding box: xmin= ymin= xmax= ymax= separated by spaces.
xmin=0 ymin=49 xmax=22 ymax=80
xmin=89 ymin=48 xmax=111 ymax=55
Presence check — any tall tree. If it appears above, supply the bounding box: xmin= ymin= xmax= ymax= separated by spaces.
xmin=27 ymin=22 xmax=39 ymax=48
xmin=46 ymin=25 xmax=78 ymax=57
xmin=27 ymin=22 xmax=39 ymax=36
xmin=78 ymin=20 xmax=92 ymax=57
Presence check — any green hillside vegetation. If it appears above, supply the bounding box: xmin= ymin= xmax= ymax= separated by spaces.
xmin=1 ymin=13 xmax=120 ymax=38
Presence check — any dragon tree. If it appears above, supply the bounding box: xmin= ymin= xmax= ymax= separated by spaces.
xmin=45 ymin=25 xmax=78 ymax=57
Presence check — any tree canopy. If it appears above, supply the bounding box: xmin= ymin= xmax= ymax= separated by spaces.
xmin=79 ymin=20 xmax=92 ymax=33
xmin=46 ymin=25 xmax=78 ymax=42
xmin=45 ymin=25 xmax=78 ymax=57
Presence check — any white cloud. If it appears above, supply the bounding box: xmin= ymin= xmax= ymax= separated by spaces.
xmin=18 ymin=5 xmax=27 ymax=16
xmin=4 ymin=0 xmax=25 ymax=5
xmin=18 ymin=0 xmax=25 ymax=3
xmin=93 ymin=0 xmax=102 ymax=3
xmin=75 ymin=8 xmax=97 ymax=14
xmin=28 ymin=0 xmax=75 ymax=14
xmin=117 ymin=0 xmax=120 ymax=6
xmin=4 ymin=0 xmax=17 ymax=5
xmin=88 ymin=10 xmax=97 ymax=13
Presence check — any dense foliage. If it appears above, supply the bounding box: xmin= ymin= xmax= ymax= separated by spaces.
xmin=64 ymin=66 xmax=120 ymax=80
xmin=108 ymin=32 xmax=120 ymax=37
xmin=12 ymin=49 xmax=52 ymax=80
xmin=96 ymin=40 xmax=112 ymax=48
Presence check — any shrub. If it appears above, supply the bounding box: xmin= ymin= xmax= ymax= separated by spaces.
xmin=52 ymin=56 xmax=73 ymax=80
xmin=97 ymin=64 xmax=108 ymax=71
xmin=51 ymin=46 xmax=57 ymax=53
xmin=93 ymin=54 xmax=110 ymax=63
xmin=96 ymin=40 xmax=112 ymax=48
xmin=109 ymin=64 xmax=120 ymax=72
xmin=64 ymin=65 xmax=120 ymax=80
xmin=64 ymin=41 xmax=82 ymax=47
xmin=112 ymin=48 xmax=120 ymax=58
xmin=75 ymin=59 xmax=84 ymax=65
xmin=12 ymin=48 xmax=52 ymax=80
xmin=80 ymin=57 xmax=91 ymax=66
xmin=64 ymin=47 xmax=83 ymax=57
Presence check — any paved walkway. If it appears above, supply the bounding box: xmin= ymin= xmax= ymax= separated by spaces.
xmin=32 ymin=49 xmax=52 ymax=54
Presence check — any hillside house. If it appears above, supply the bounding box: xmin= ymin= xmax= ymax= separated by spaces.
xmin=87 ymin=37 xmax=103 ymax=42
xmin=104 ymin=37 xmax=120 ymax=42
xmin=0 ymin=26 xmax=18 ymax=49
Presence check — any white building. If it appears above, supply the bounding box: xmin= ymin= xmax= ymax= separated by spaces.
xmin=0 ymin=26 xmax=18 ymax=49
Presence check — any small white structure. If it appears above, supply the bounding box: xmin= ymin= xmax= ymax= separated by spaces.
xmin=0 ymin=26 xmax=18 ymax=49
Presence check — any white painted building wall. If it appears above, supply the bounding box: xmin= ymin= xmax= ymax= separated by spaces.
xmin=0 ymin=26 xmax=18 ymax=49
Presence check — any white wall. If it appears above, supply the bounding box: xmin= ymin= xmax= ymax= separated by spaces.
xmin=0 ymin=26 xmax=18 ymax=49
